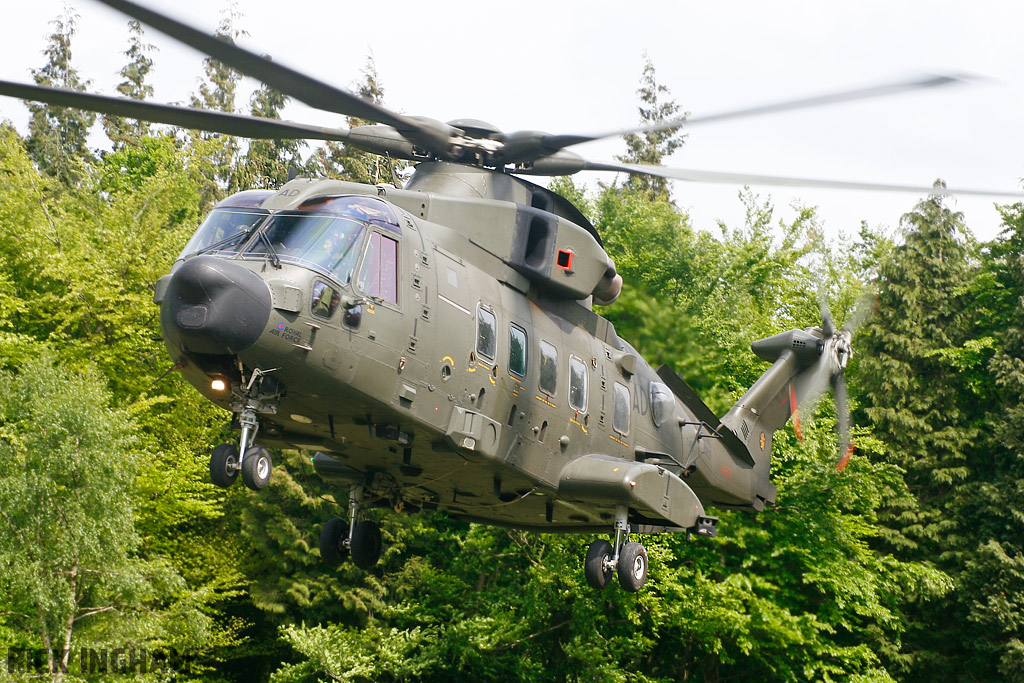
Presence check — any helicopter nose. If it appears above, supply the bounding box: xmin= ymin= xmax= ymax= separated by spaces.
xmin=160 ymin=255 xmax=272 ymax=355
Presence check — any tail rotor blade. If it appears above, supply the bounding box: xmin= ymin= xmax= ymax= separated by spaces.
xmin=818 ymin=288 xmax=837 ymax=338
xmin=834 ymin=374 xmax=853 ymax=472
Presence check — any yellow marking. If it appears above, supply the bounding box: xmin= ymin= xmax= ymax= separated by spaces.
xmin=477 ymin=361 xmax=491 ymax=370
xmin=366 ymin=304 xmax=376 ymax=315
xmin=570 ymin=417 xmax=589 ymax=435
xmin=466 ymin=366 xmax=477 ymax=373
xmin=613 ymin=467 xmax=620 ymax=473
xmin=609 ymin=434 xmax=629 ymax=448
xmin=441 ymin=356 xmax=455 ymax=365
xmin=535 ymin=395 xmax=557 ymax=409
xmin=488 ymin=374 xmax=496 ymax=386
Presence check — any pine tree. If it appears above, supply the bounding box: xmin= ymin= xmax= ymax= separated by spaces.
xmin=188 ymin=3 xmax=245 ymax=205
xmin=854 ymin=183 xmax=984 ymax=675
xmin=102 ymin=20 xmax=156 ymax=149
xmin=954 ymin=199 xmax=1024 ymax=680
xmin=25 ymin=8 xmax=96 ymax=188
xmin=306 ymin=55 xmax=391 ymax=184
xmin=230 ymin=83 xmax=305 ymax=191
xmin=615 ymin=53 xmax=685 ymax=200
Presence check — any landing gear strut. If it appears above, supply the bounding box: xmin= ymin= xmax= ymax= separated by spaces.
xmin=320 ymin=482 xmax=383 ymax=570
xmin=208 ymin=367 xmax=279 ymax=491
xmin=584 ymin=506 xmax=648 ymax=592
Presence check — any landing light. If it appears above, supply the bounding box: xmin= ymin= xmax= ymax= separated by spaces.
xmin=211 ymin=379 xmax=227 ymax=391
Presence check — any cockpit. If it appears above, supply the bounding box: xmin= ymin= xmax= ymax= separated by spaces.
xmin=176 ymin=192 xmax=402 ymax=290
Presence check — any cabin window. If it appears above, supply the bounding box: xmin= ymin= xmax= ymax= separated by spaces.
xmin=476 ymin=306 xmax=497 ymax=361
xmin=357 ymin=232 xmax=399 ymax=304
xmin=568 ymin=355 xmax=588 ymax=413
xmin=613 ymin=382 xmax=630 ymax=435
xmin=650 ymin=381 xmax=674 ymax=427
xmin=509 ymin=324 xmax=527 ymax=377
xmin=539 ymin=340 xmax=558 ymax=396
xmin=311 ymin=281 xmax=340 ymax=319
xmin=178 ymin=207 xmax=268 ymax=260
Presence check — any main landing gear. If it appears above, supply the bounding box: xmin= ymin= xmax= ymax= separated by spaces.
xmin=585 ymin=506 xmax=649 ymax=592
xmin=319 ymin=483 xmax=383 ymax=570
xmin=209 ymin=368 xmax=279 ymax=491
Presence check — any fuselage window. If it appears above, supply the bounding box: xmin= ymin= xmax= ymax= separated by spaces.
xmin=311 ymin=281 xmax=340 ymax=319
xmin=178 ymin=207 xmax=268 ymax=260
xmin=568 ymin=355 xmax=588 ymax=413
xmin=650 ymin=381 xmax=674 ymax=427
xmin=357 ymin=231 xmax=399 ymax=304
xmin=509 ymin=324 xmax=527 ymax=377
xmin=613 ymin=381 xmax=630 ymax=435
xmin=476 ymin=306 xmax=497 ymax=362
xmin=539 ymin=340 xmax=558 ymax=397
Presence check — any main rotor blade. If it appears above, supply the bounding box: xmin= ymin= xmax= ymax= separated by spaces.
xmin=93 ymin=0 xmax=453 ymax=153
xmin=501 ymin=116 xmax=687 ymax=163
xmin=0 ymin=80 xmax=351 ymax=141
xmin=686 ymin=73 xmax=970 ymax=127
xmin=583 ymin=159 xmax=1022 ymax=198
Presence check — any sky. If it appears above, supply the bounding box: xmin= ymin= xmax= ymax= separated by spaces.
xmin=0 ymin=0 xmax=1021 ymax=243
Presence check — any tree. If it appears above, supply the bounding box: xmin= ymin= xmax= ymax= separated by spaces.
xmin=102 ymin=20 xmax=156 ymax=149
xmin=188 ymin=3 xmax=246 ymax=207
xmin=306 ymin=55 xmax=392 ymax=184
xmin=230 ymin=83 xmax=305 ymax=191
xmin=615 ymin=54 xmax=686 ymax=201
xmin=25 ymin=8 xmax=96 ymax=188
xmin=0 ymin=355 xmax=231 ymax=680
xmin=853 ymin=184 xmax=985 ymax=676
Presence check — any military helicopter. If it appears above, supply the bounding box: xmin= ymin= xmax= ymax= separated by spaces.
xmin=2 ymin=0 xmax=1015 ymax=593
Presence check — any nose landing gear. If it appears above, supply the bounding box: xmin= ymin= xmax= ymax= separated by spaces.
xmin=584 ymin=506 xmax=649 ymax=592
xmin=209 ymin=367 xmax=280 ymax=491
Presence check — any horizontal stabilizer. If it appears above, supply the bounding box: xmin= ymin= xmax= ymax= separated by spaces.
xmin=656 ymin=365 xmax=754 ymax=466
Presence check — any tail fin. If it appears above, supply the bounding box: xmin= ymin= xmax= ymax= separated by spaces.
xmin=721 ymin=327 xmax=842 ymax=466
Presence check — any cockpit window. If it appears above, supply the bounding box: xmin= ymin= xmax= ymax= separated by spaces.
xmin=247 ymin=212 xmax=366 ymax=284
xmin=177 ymin=208 xmax=268 ymax=260
xmin=356 ymin=232 xmax=399 ymax=304
xmin=298 ymin=195 xmax=401 ymax=233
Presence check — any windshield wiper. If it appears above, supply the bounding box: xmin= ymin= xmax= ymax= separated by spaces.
xmin=196 ymin=230 xmax=249 ymax=256
xmin=258 ymin=232 xmax=282 ymax=269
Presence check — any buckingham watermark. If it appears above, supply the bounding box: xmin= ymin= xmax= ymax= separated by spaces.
xmin=6 ymin=647 xmax=190 ymax=675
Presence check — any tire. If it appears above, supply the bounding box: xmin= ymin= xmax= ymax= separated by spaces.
xmin=240 ymin=446 xmax=273 ymax=491
xmin=585 ymin=539 xmax=615 ymax=590
xmin=617 ymin=542 xmax=648 ymax=592
xmin=319 ymin=518 xmax=350 ymax=568
xmin=209 ymin=443 xmax=239 ymax=488
xmin=350 ymin=520 xmax=382 ymax=570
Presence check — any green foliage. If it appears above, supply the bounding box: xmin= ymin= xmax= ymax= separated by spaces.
xmin=102 ymin=20 xmax=156 ymax=149
xmin=25 ymin=8 xmax=96 ymax=188
xmin=305 ymin=56 xmax=394 ymax=184
xmin=616 ymin=54 xmax=685 ymax=200
xmin=0 ymin=355 xmax=231 ymax=674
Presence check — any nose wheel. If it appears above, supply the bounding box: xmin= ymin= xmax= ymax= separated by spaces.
xmin=208 ymin=369 xmax=280 ymax=491
xmin=584 ymin=507 xmax=648 ymax=592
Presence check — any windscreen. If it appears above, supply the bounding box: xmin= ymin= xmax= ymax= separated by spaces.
xmin=247 ymin=212 xmax=366 ymax=284
xmin=177 ymin=208 xmax=268 ymax=260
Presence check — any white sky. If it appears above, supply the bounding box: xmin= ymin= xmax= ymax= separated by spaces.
xmin=1 ymin=0 xmax=1021 ymax=242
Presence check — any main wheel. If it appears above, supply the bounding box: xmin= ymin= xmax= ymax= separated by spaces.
xmin=617 ymin=542 xmax=648 ymax=592
xmin=350 ymin=520 xmax=382 ymax=570
xmin=240 ymin=446 xmax=273 ymax=490
xmin=585 ymin=539 xmax=615 ymax=590
xmin=209 ymin=443 xmax=239 ymax=488
xmin=319 ymin=518 xmax=350 ymax=568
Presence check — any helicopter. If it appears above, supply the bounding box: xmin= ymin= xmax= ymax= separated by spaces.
xmin=2 ymin=0 xmax=1016 ymax=593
